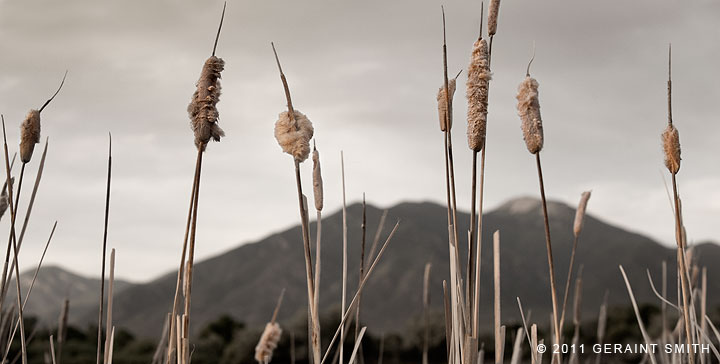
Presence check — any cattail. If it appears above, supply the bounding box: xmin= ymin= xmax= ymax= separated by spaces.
xmin=19 ymin=110 xmax=41 ymax=163
xmin=19 ymin=71 xmax=66 ymax=164
xmin=662 ymin=123 xmax=681 ymax=174
xmin=573 ymin=191 xmax=591 ymax=237
xmin=516 ymin=76 xmax=543 ymax=154
xmin=188 ymin=56 xmax=226 ymax=151
xmin=488 ymin=0 xmax=501 ymax=36
xmin=312 ymin=146 xmax=323 ymax=211
xmin=466 ymin=39 xmax=491 ymax=151
xmin=437 ymin=78 xmax=456 ymax=131
xmin=274 ymin=110 xmax=314 ymax=162
xmin=255 ymin=322 xmax=282 ymax=364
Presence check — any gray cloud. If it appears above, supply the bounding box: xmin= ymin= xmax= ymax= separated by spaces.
xmin=0 ymin=0 xmax=718 ymax=281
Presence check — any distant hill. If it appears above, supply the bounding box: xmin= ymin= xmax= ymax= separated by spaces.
xmin=8 ymin=265 xmax=132 ymax=327
xmin=18 ymin=198 xmax=720 ymax=339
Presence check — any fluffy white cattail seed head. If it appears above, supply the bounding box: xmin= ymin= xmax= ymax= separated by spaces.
xmin=275 ymin=110 xmax=314 ymax=162
xmin=437 ymin=79 xmax=456 ymax=132
xmin=255 ymin=322 xmax=282 ymax=364
xmin=573 ymin=191 xmax=591 ymax=237
xmin=662 ymin=123 xmax=681 ymax=174
xmin=20 ymin=109 xmax=41 ymax=163
xmin=312 ymin=147 xmax=323 ymax=211
xmin=488 ymin=0 xmax=501 ymax=36
xmin=466 ymin=39 xmax=491 ymax=152
xmin=516 ymin=76 xmax=543 ymax=154
xmin=188 ymin=56 xmax=226 ymax=151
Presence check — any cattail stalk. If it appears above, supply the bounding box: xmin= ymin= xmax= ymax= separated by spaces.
xmin=347 ymin=327 xmax=366 ymax=364
xmin=166 ymin=150 xmax=201 ymax=364
xmin=57 ymin=297 xmax=68 ymax=364
xmin=619 ymin=266 xmax=658 ymax=364
xmin=661 ymin=261 xmax=668 ymax=344
xmin=94 ymin=135 xmax=112 ymax=364
xmin=472 ymin=1 xmax=501 ymax=346
xmin=353 ymin=195 xmax=367 ymax=364
xmin=516 ymin=298 xmax=536 ymax=364
xmin=438 ymin=8 xmax=463 ymax=364
xmin=365 ymin=210 xmax=387 ymax=270
xmin=0 ymin=117 xmax=27 ymax=364
xmin=517 ymin=54 xmax=560 ymax=364
xmin=594 ymin=291 xmax=608 ymax=364
xmin=534 ymin=152 xmax=561 ymax=364
xmin=165 ymin=6 xmax=227 ymax=364
xmin=2 ymin=140 xmax=50 ymax=302
xmin=271 ymin=43 xmax=320 ymax=364
xmin=340 ymin=152 xmax=348 ymax=364
xmin=151 ymin=315 xmax=169 ymax=364
xmin=569 ymin=271 xmax=583 ymax=364
xmin=181 ymin=148 xmax=203 ymax=364
xmin=468 ymin=4 xmax=492 ymax=342
xmin=320 ymin=222 xmax=400 ymax=364
xmin=442 ymin=281 xmax=451 ymax=362
xmin=49 ymin=336 xmax=57 ymax=364
xmin=1 ymin=73 xmax=63 ymax=364
xmin=493 ymin=231 xmax=502 ymax=364
xmin=422 ymin=263 xmax=432 ymax=364
xmin=103 ymin=249 xmax=116 ymax=364
xmin=559 ymin=191 xmax=591 ymax=333
xmin=312 ymin=146 xmax=323 ymax=364
xmin=1 ymin=221 xmax=57 ymax=364
xmin=509 ymin=327 xmax=524 ymax=364
xmin=664 ymin=45 xmax=694 ymax=364
xmin=701 ymin=267 xmax=707 ymax=363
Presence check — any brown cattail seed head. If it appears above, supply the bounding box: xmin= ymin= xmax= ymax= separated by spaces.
xmin=255 ymin=322 xmax=282 ymax=364
xmin=19 ymin=109 xmax=41 ymax=163
xmin=662 ymin=123 xmax=681 ymax=174
xmin=312 ymin=147 xmax=323 ymax=211
xmin=488 ymin=0 xmax=501 ymax=36
xmin=188 ymin=56 xmax=226 ymax=151
xmin=274 ymin=110 xmax=314 ymax=162
xmin=573 ymin=191 xmax=591 ymax=238
xmin=466 ymin=39 xmax=491 ymax=152
xmin=437 ymin=78 xmax=456 ymax=132
xmin=516 ymin=76 xmax=543 ymax=154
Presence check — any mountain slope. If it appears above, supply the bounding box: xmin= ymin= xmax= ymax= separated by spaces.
xmin=9 ymin=265 xmax=132 ymax=325
xmin=87 ymin=197 xmax=719 ymax=338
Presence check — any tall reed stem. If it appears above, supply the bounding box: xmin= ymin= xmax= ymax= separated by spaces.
xmin=534 ymin=153 xmax=560 ymax=364
xmin=0 ymin=118 xmax=26 ymax=364
xmin=672 ymin=173 xmax=694 ymax=364
xmin=166 ymin=153 xmax=200 ymax=364
xmin=271 ymin=42 xmax=319 ymax=364
xmin=182 ymin=149 xmax=203 ymax=363
xmin=340 ymin=152 xmax=347 ymax=364
xmin=558 ymin=235 xmax=579 ymax=333
xmin=96 ymin=135 xmax=112 ymax=364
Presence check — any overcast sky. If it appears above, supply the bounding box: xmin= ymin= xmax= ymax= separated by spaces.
xmin=0 ymin=0 xmax=718 ymax=281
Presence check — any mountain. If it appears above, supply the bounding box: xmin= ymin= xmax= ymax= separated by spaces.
xmin=18 ymin=198 xmax=720 ymax=339
xmin=8 ymin=266 xmax=132 ymax=326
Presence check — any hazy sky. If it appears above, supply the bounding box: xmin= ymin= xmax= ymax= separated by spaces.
xmin=0 ymin=0 xmax=718 ymax=281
